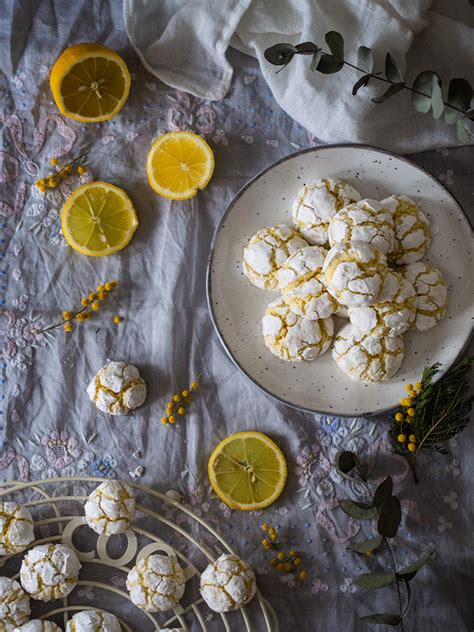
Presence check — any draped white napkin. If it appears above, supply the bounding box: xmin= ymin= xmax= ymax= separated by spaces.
xmin=123 ymin=0 xmax=473 ymax=153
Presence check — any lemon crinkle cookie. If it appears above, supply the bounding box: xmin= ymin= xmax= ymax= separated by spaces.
xmin=243 ymin=224 xmax=308 ymax=290
xmin=0 ymin=502 xmax=34 ymax=555
xmin=0 ymin=577 xmax=30 ymax=630
xmin=328 ymin=198 xmax=395 ymax=254
xmin=65 ymin=610 xmax=121 ymax=632
xmin=348 ymin=271 xmax=416 ymax=336
xmin=87 ymin=360 xmax=147 ymax=415
xmin=323 ymin=241 xmax=388 ymax=308
xmin=383 ymin=195 xmax=431 ymax=264
xmin=332 ymin=323 xmax=404 ymax=382
xmin=276 ymin=246 xmax=338 ymax=319
xmin=262 ymin=296 xmax=334 ymax=361
xmin=84 ymin=480 xmax=135 ymax=535
xmin=20 ymin=544 xmax=81 ymax=602
xmin=126 ymin=554 xmax=185 ymax=613
xmin=200 ymin=554 xmax=256 ymax=612
xmin=14 ymin=621 xmax=62 ymax=632
xmin=292 ymin=178 xmax=361 ymax=245
xmin=402 ymin=262 xmax=448 ymax=331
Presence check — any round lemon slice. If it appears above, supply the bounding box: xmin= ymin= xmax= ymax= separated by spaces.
xmin=61 ymin=182 xmax=138 ymax=256
xmin=208 ymin=431 xmax=287 ymax=511
xmin=50 ymin=43 xmax=131 ymax=122
xmin=146 ymin=131 xmax=215 ymax=200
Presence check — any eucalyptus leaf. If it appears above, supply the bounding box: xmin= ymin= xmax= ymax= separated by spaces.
xmin=372 ymin=476 xmax=393 ymax=510
xmin=396 ymin=553 xmax=431 ymax=581
xmin=377 ymin=495 xmax=401 ymax=537
xmin=445 ymin=78 xmax=472 ymax=123
xmin=385 ymin=53 xmax=403 ymax=83
xmin=354 ymin=571 xmax=396 ymax=590
xmin=352 ymin=74 xmax=370 ymax=95
xmin=360 ymin=613 xmax=401 ymax=626
xmin=310 ymin=48 xmax=323 ymax=72
xmin=372 ymin=82 xmax=405 ymax=103
xmin=317 ymin=54 xmax=344 ymax=74
xmin=401 ymin=577 xmax=412 ymax=615
xmin=340 ymin=499 xmax=377 ymax=520
xmin=357 ymin=46 xmax=373 ymax=77
xmin=348 ymin=535 xmax=383 ymax=554
xmin=412 ymin=71 xmax=440 ymax=114
xmin=336 ymin=450 xmax=356 ymax=473
xmin=264 ymin=43 xmax=297 ymax=66
xmin=325 ymin=31 xmax=344 ymax=63
xmin=431 ymin=75 xmax=444 ymax=119
xmin=295 ymin=42 xmax=318 ymax=55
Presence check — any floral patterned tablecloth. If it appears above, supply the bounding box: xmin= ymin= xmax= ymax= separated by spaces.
xmin=1 ymin=1 xmax=473 ymax=630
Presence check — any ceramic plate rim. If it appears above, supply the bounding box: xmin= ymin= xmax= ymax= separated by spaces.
xmin=206 ymin=143 xmax=473 ymax=417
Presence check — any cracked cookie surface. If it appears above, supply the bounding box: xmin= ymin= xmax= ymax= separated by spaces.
xmin=243 ymin=224 xmax=308 ymax=290
xmin=87 ymin=361 xmax=147 ymax=416
xmin=20 ymin=544 xmax=81 ymax=602
xmin=348 ymin=270 xmax=416 ymax=336
xmin=200 ymin=554 xmax=256 ymax=612
xmin=402 ymin=262 xmax=447 ymax=331
xmin=292 ymin=178 xmax=361 ymax=245
xmin=65 ymin=610 xmax=121 ymax=632
xmin=328 ymin=198 xmax=395 ymax=254
xmin=0 ymin=501 xmax=34 ymax=555
xmin=332 ymin=323 xmax=404 ymax=382
xmin=126 ymin=554 xmax=185 ymax=613
xmin=323 ymin=241 xmax=388 ymax=308
xmin=85 ymin=480 xmax=135 ymax=535
xmin=383 ymin=195 xmax=431 ymax=264
xmin=15 ymin=621 xmax=62 ymax=632
xmin=262 ymin=296 xmax=334 ymax=361
xmin=276 ymin=246 xmax=338 ymax=319
xmin=0 ymin=577 xmax=30 ymax=630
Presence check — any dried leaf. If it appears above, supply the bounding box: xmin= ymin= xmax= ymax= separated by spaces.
xmin=317 ymin=54 xmax=343 ymax=74
xmin=396 ymin=553 xmax=431 ymax=581
xmin=340 ymin=499 xmax=377 ymax=520
xmin=385 ymin=53 xmax=403 ymax=83
xmin=325 ymin=31 xmax=344 ymax=63
xmin=372 ymin=476 xmax=393 ymax=510
xmin=336 ymin=450 xmax=356 ymax=473
xmin=264 ymin=43 xmax=297 ymax=66
xmin=412 ymin=71 xmax=440 ymax=114
xmin=431 ymin=75 xmax=444 ymax=119
xmin=360 ymin=613 xmax=401 ymax=626
xmin=372 ymin=82 xmax=405 ymax=103
xmin=348 ymin=535 xmax=383 ymax=554
xmin=445 ymin=78 xmax=472 ymax=124
xmin=295 ymin=42 xmax=318 ymax=55
xmin=310 ymin=48 xmax=323 ymax=72
xmin=377 ymin=495 xmax=401 ymax=537
xmin=353 ymin=74 xmax=371 ymax=95
xmin=357 ymin=46 xmax=373 ymax=77
xmin=355 ymin=572 xmax=396 ymax=590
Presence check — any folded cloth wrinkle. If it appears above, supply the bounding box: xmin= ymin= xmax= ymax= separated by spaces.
xmin=124 ymin=0 xmax=473 ymax=152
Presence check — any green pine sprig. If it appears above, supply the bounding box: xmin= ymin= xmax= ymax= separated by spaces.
xmin=389 ymin=357 xmax=473 ymax=481
xmin=264 ymin=33 xmax=473 ymax=143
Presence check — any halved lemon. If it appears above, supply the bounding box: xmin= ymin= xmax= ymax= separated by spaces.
xmin=208 ymin=431 xmax=287 ymax=511
xmin=50 ymin=43 xmax=131 ymax=122
xmin=146 ymin=131 xmax=215 ymax=200
xmin=61 ymin=182 xmax=138 ymax=256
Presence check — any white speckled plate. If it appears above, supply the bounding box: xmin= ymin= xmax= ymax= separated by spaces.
xmin=207 ymin=145 xmax=473 ymax=416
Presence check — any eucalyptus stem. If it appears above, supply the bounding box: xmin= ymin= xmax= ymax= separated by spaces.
xmin=332 ymin=54 xmax=466 ymax=113
xmin=384 ymin=537 xmax=404 ymax=632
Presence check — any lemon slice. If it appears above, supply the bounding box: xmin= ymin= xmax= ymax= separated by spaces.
xmin=61 ymin=182 xmax=138 ymax=256
xmin=146 ymin=131 xmax=215 ymax=200
xmin=50 ymin=43 xmax=131 ymax=122
xmin=208 ymin=431 xmax=287 ymax=511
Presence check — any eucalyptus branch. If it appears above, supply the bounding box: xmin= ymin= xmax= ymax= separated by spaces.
xmin=265 ymin=33 xmax=474 ymax=143
xmin=336 ymin=452 xmax=432 ymax=628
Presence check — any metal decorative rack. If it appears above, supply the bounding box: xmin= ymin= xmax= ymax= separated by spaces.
xmin=0 ymin=477 xmax=279 ymax=632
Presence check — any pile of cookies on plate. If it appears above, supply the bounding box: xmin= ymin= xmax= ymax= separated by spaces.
xmin=242 ymin=178 xmax=448 ymax=382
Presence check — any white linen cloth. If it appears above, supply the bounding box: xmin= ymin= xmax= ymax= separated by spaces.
xmin=123 ymin=0 xmax=473 ymax=153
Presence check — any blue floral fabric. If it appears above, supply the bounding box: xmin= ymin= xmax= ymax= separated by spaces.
xmin=1 ymin=1 xmax=473 ymax=630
